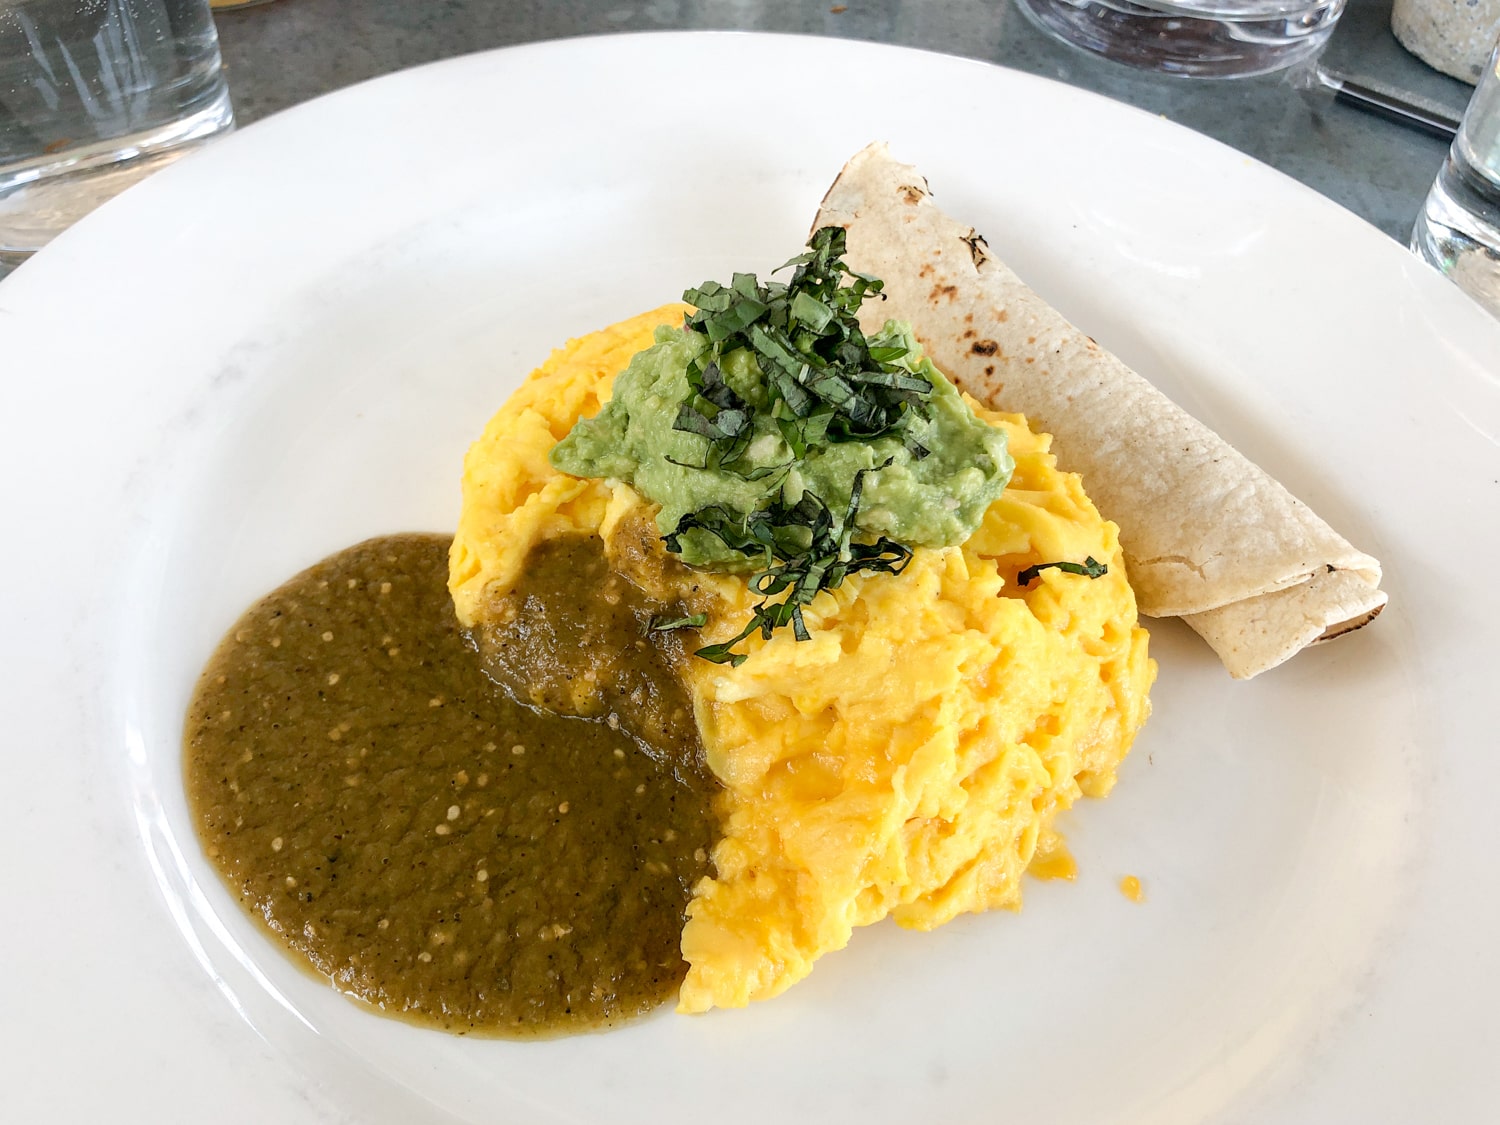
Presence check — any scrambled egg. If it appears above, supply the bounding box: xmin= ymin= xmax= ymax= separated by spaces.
xmin=451 ymin=305 xmax=1154 ymax=1014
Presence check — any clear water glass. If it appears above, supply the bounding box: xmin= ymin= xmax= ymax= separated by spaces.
xmin=1413 ymin=40 xmax=1500 ymax=318
xmin=1016 ymin=0 xmax=1347 ymax=78
xmin=0 ymin=0 xmax=233 ymax=267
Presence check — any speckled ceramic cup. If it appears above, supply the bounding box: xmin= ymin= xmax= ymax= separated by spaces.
xmin=1393 ymin=0 xmax=1499 ymax=84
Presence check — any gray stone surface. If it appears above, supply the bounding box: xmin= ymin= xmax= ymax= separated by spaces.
xmin=0 ymin=0 xmax=1463 ymax=288
xmin=211 ymin=0 xmax=1457 ymax=243
xmin=1323 ymin=0 xmax=1475 ymax=114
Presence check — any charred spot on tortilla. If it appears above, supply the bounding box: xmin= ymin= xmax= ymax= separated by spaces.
xmin=972 ymin=339 xmax=999 ymax=356
xmin=1317 ymin=602 xmax=1384 ymax=641
xmin=962 ymin=230 xmax=990 ymax=268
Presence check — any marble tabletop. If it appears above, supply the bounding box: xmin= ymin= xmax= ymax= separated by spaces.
xmin=213 ymin=0 xmax=1465 ymax=244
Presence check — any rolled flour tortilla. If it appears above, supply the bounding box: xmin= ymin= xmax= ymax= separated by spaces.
xmin=814 ymin=143 xmax=1385 ymax=678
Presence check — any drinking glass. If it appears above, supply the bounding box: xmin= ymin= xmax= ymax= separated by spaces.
xmin=1412 ymin=38 xmax=1500 ymax=317
xmin=1016 ymin=0 xmax=1347 ymax=78
xmin=0 ymin=0 xmax=234 ymax=266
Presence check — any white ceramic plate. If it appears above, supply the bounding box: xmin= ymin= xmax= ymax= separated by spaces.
xmin=2 ymin=31 xmax=1498 ymax=1124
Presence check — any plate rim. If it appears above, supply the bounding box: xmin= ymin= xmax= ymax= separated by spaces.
xmin=1 ymin=29 xmax=1498 ymax=1125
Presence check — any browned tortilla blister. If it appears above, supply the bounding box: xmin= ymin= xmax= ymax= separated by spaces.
xmin=814 ymin=142 xmax=1385 ymax=679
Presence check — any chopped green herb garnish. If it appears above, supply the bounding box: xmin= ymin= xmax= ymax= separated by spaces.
xmin=649 ymin=613 xmax=709 ymax=633
xmin=667 ymin=464 xmax=912 ymax=666
xmin=549 ymin=227 xmax=1015 ymax=667
xmin=676 ymin=227 xmax=931 ymax=475
xmin=1016 ymin=557 xmax=1109 ymax=586
xmin=656 ymin=229 xmax=941 ymax=663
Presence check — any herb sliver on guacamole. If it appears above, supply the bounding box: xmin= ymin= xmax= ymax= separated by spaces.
xmin=550 ymin=227 xmax=1014 ymax=664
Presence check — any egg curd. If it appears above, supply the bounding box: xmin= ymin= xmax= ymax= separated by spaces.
xmin=450 ymin=305 xmax=1154 ymax=1014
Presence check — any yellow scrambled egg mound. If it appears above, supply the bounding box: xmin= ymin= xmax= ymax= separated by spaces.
xmin=451 ymin=305 xmax=1155 ymax=1014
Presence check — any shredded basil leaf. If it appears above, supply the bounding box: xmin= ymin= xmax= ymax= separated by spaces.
xmin=664 ymin=229 xmax=949 ymax=664
xmin=667 ymin=462 xmax=911 ymax=665
xmin=649 ymin=613 xmax=709 ymax=633
xmin=675 ymin=226 xmax=933 ymax=467
xmin=1016 ymin=557 xmax=1109 ymax=586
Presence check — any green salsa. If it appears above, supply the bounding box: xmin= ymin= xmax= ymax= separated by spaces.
xmin=184 ymin=534 xmax=716 ymax=1037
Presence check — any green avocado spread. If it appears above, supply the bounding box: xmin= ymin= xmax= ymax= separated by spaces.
xmin=548 ymin=227 xmax=1013 ymax=664
xmin=551 ymin=322 xmax=1012 ymax=569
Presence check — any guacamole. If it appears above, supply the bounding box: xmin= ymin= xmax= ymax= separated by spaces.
xmin=550 ymin=321 xmax=1013 ymax=571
